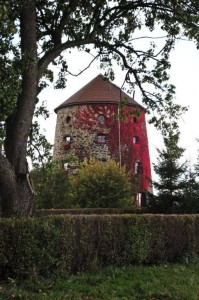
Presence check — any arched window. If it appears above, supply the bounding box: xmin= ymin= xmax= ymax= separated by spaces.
xmin=66 ymin=116 xmax=71 ymax=124
xmin=135 ymin=161 xmax=143 ymax=174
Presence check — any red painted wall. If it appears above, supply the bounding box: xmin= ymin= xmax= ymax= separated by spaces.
xmin=73 ymin=103 xmax=151 ymax=192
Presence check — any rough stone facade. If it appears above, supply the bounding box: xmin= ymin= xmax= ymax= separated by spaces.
xmin=53 ymin=105 xmax=112 ymax=161
xmin=53 ymin=75 xmax=151 ymax=203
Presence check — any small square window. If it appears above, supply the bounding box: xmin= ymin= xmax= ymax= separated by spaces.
xmin=97 ymin=134 xmax=106 ymax=143
xmin=133 ymin=136 xmax=139 ymax=144
xmin=133 ymin=117 xmax=137 ymax=123
xmin=64 ymin=135 xmax=72 ymax=143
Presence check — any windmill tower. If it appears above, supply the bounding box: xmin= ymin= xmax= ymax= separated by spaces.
xmin=53 ymin=74 xmax=151 ymax=205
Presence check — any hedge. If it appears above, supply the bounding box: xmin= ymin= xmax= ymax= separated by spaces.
xmin=34 ymin=207 xmax=149 ymax=216
xmin=1 ymin=214 xmax=199 ymax=279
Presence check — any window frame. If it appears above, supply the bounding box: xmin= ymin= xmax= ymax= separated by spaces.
xmin=96 ymin=133 xmax=107 ymax=144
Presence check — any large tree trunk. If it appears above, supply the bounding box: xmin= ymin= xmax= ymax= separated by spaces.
xmin=0 ymin=0 xmax=37 ymax=217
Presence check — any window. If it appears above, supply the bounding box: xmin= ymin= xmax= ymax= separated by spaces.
xmin=98 ymin=114 xmax=105 ymax=124
xmin=97 ymin=134 xmax=106 ymax=143
xmin=133 ymin=136 xmax=140 ymax=144
xmin=133 ymin=117 xmax=137 ymax=123
xmin=66 ymin=116 xmax=71 ymax=124
xmin=135 ymin=161 xmax=143 ymax=174
xmin=64 ymin=135 xmax=72 ymax=143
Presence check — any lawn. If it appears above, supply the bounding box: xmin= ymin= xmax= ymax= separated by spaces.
xmin=1 ymin=261 xmax=199 ymax=299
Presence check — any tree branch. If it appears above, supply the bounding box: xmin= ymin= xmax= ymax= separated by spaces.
xmin=66 ymin=53 xmax=100 ymax=77
xmin=38 ymin=37 xmax=95 ymax=79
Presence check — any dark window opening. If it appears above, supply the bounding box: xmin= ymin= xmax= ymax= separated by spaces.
xmin=141 ymin=193 xmax=147 ymax=207
xmin=66 ymin=116 xmax=71 ymax=124
xmin=133 ymin=117 xmax=137 ymax=123
xmin=133 ymin=136 xmax=140 ymax=144
xmin=135 ymin=161 xmax=143 ymax=174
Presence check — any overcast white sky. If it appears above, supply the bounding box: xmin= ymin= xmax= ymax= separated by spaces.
xmin=38 ymin=38 xmax=199 ymax=178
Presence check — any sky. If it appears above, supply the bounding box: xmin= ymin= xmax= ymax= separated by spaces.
xmin=38 ymin=38 xmax=199 ymax=178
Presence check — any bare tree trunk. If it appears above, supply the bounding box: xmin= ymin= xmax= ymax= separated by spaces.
xmin=0 ymin=0 xmax=37 ymax=217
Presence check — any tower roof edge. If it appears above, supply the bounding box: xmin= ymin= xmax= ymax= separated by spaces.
xmin=55 ymin=74 xmax=144 ymax=113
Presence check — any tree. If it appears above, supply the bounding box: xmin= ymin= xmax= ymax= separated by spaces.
xmin=27 ymin=102 xmax=53 ymax=169
xmin=180 ymin=162 xmax=199 ymax=213
xmin=0 ymin=0 xmax=199 ymax=216
xmin=148 ymin=131 xmax=187 ymax=212
xmin=148 ymin=100 xmax=188 ymax=213
xmin=31 ymin=161 xmax=71 ymax=209
xmin=180 ymin=140 xmax=199 ymax=213
xmin=68 ymin=159 xmax=133 ymax=208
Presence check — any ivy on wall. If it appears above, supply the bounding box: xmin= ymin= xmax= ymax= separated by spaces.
xmin=71 ymin=103 xmax=151 ymax=192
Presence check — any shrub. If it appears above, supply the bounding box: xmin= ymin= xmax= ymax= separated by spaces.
xmin=31 ymin=161 xmax=72 ymax=209
xmin=34 ymin=207 xmax=148 ymax=216
xmin=1 ymin=215 xmax=199 ymax=280
xmin=68 ymin=159 xmax=134 ymax=208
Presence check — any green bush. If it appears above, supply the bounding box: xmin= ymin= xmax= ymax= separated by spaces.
xmin=68 ymin=159 xmax=134 ymax=208
xmin=1 ymin=215 xmax=199 ymax=280
xmin=34 ymin=207 xmax=148 ymax=216
xmin=31 ymin=161 xmax=72 ymax=209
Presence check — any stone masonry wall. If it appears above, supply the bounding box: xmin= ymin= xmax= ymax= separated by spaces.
xmin=53 ymin=105 xmax=112 ymax=162
xmin=53 ymin=103 xmax=151 ymax=192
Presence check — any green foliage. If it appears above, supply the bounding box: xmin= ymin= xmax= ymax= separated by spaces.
xmin=1 ymin=0 xmax=199 ymax=126
xmin=179 ymin=142 xmax=199 ymax=213
xmin=2 ymin=263 xmax=199 ymax=300
xmin=0 ymin=217 xmax=62 ymax=279
xmin=130 ymin=217 xmax=151 ymax=263
xmin=148 ymin=99 xmax=188 ymax=213
xmin=35 ymin=207 xmax=148 ymax=216
xmin=31 ymin=161 xmax=72 ymax=209
xmin=148 ymin=132 xmax=187 ymax=213
xmin=1 ymin=0 xmax=199 ymax=216
xmin=1 ymin=215 xmax=199 ymax=280
xmin=27 ymin=102 xmax=53 ymax=168
xmin=149 ymin=136 xmax=199 ymax=213
xmin=68 ymin=159 xmax=133 ymax=208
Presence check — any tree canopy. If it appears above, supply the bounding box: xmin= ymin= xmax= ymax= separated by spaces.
xmin=148 ymin=131 xmax=187 ymax=212
xmin=0 ymin=0 xmax=199 ymax=216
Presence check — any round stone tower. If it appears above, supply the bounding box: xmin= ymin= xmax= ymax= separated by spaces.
xmin=53 ymin=74 xmax=151 ymax=205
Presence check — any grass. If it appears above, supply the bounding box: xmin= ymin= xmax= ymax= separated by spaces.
xmin=1 ymin=261 xmax=199 ymax=299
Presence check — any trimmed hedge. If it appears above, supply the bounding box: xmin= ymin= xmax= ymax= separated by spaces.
xmin=1 ymin=214 xmax=199 ymax=279
xmin=34 ymin=207 xmax=149 ymax=216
